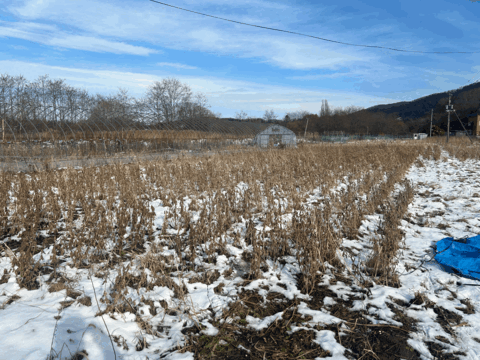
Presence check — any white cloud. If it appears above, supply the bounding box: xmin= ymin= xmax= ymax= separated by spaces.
xmin=418 ymin=67 xmax=480 ymax=91
xmin=48 ymin=35 xmax=158 ymax=56
xmin=157 ymin=62 xmax=198 ymax=70
xmin=0 ymin=60 xmax=402 ymax=117
xmin=258 ymin=38 xmax=364 ymax=70
xmin=10 ymin=44 xmax=28 ymax=50
xmin=1 ymin=20 xmax=56 ymax=32
xmin=288 ymin=73 xmax=353 ymax=80
xmin=8 ymin=0 xmax=51 ymax=18
xmin=287 ymin=62 xmax=409 ymax=85
xmin=0 ymin=20 xmax=158 ymax=56
xmin=435 ymin=10 xmax=478 ymax=29
xmin=6 ymin=0 xmax=377 ymax=70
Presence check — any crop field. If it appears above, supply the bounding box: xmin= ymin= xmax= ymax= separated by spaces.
xmin=1 ymin=139 xmax=480 ymax=360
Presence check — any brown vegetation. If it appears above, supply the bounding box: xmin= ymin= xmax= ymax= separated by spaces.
xmin=287 ymin=110 xmax=408 ymax=135
xmin=0 ymin=141 xmax=453 ymax=359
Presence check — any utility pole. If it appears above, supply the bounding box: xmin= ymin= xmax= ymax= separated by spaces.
xmin=429 ymin=109 xmax=433 ymax=137
xmin=446 ymin=93 xmax=453 ymax=143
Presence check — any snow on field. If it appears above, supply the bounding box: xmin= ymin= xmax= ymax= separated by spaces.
xmin=1 ymin=151 xmax=480 ymax=359
xmin=348 ymin=151 xmax=480 ymax=359
xmin=397 ymin=153 xmax=480 ymax=358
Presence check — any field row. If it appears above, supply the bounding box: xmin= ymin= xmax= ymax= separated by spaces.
xmin=0 ymin=141 xmax=476 ymax=359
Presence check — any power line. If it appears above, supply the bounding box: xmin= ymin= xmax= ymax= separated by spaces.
xmin=149 ymin=0 xmax=480 ymax=54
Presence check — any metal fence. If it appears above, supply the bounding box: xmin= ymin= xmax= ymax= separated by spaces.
xmin=0 ymin=116 xmax=271 ymax=171
xmin=300 ymin=133 xmax=414 ymax=144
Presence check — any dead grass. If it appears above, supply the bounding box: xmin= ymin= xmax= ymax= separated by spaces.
xmin=77 ymin=296 xmax=92 ymax=307
xmin=0 ymin=141 xmax=450 ymax=358
xmin=426 ymin=136 xmax=480 ymax=161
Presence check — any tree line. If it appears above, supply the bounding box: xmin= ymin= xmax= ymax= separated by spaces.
xmin=0 ymin=73 xmax=218 ymax=136
xmin=237 ymin=87 xmax=479 ymax=136
xmin=233 ymin=99 xmax=409 ymax=135
xmin=5 ymin=71 xmax=466 ymax=139
xmin=288 ymin=107 xmax=408 ymax=136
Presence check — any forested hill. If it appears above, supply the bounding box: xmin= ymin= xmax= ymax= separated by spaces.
xmin=367 ymin=82 xmax=480 ymax=122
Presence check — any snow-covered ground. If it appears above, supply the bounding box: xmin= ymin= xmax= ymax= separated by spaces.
xmin=348 ymin=152 xmax=480 ymax=359
xmin=1 ymin=150 xmax=480 ymax=360
xmin=397 ymin=153 xmax=480 ymax=358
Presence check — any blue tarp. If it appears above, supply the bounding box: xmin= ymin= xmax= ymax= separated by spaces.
xmin=435 ymin=235 xmax=480 ymax=281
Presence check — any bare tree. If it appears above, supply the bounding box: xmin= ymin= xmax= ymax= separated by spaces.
xmin=143 ymin=78 xmax=193 ymax=123
xmin=0 ymin=74 xmax=12 ymax=121
xmin=0 ymin=73 xmax=216 ymax=139
xmin=140 ymin=86 xmax=162 ymax=124
xmin=78 ymin=89 xmax=95 ymax=125
xmin=324 ymin=100 xmax=331 ymax=116
xmin=89 ymin=94 xmax=124 ymax=132
xmin=179 ymin=93 xmax=213 ymax=120
xmin=48 ymin=78 xmax=66 ymax=123
xmin=114 ymin=88 xmax=138 ymax=126
xmin=349 ymin=105 xmax=364 ymax=113
xmin=0 ymin=74 xmax=16 ymax=122
xmin=320 ymin=99 xmax=331 ymax=117
xmin=235 ymin=110 xmax=249 ymax=120
xmin=33 ymin=75 xmax=51 ymax=123
xmin=263 ymin=109 xmax=278 ymax=121
xmin=13 ymin=76 xmax=28 ymax=124
xmin=285 ymin=110 xmax=310 ymax=121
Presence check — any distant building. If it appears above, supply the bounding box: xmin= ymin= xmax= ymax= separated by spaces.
xmin=413 ymin=133 xmax=428 ymax=140
xmin=254 ymin=125 xmax=296 ymax=148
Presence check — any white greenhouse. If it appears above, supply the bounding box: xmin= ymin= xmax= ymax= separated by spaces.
xmin=254 ymin=125 xmax=297 ymax=148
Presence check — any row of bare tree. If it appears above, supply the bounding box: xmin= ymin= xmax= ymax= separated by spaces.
xmin=286 ymin=109 xmax=408 ymax=135
xmin=234 ymin=99 xmax=407 ymax=135
xmin=0 ymin=74 xmax=218 ymax=136
xmin=234 ymin=99 xmax=365 ymax=123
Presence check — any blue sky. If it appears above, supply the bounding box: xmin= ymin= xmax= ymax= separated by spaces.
xmin=1 ymin=0 xmax=479 ymax=118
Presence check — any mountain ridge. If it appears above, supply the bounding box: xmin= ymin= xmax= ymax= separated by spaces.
xmin=366 ymin=81 xmax=480 ymax=122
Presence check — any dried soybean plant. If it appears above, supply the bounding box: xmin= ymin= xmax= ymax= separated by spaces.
xmin=0 ymin=141 xmax=439 ymax=331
